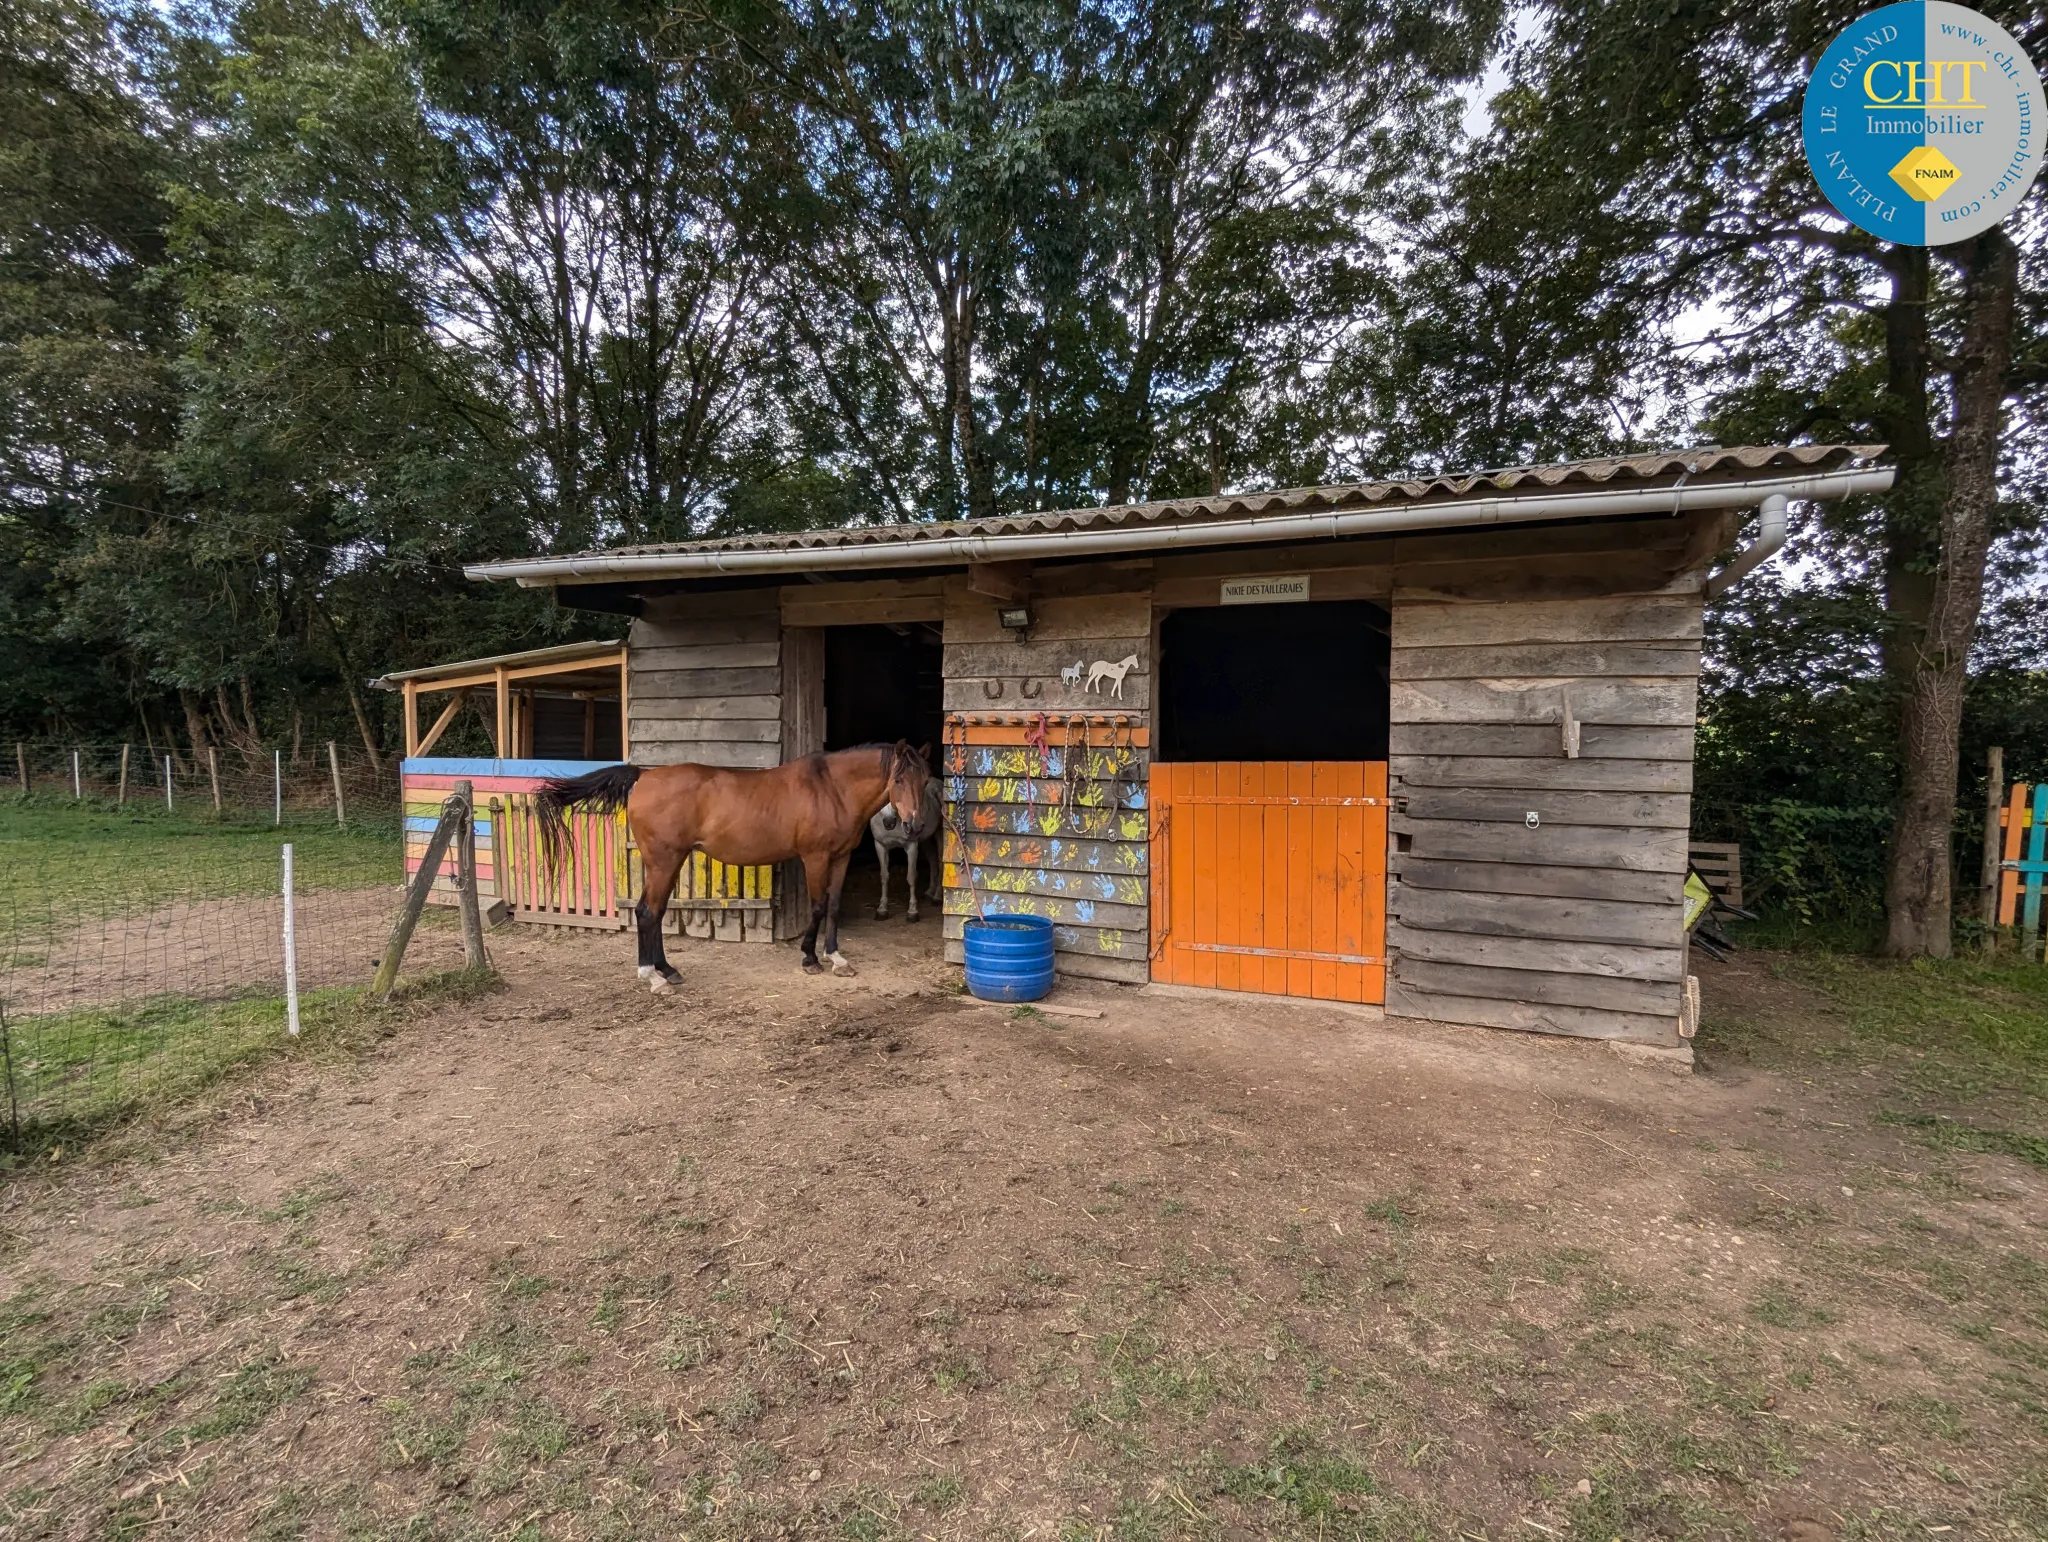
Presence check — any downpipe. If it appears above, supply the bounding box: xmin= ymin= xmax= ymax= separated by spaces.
xmin=1703 ymin=493 xmax=1790 ymax=599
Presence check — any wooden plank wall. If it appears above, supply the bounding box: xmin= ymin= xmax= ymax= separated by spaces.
xmin=1384 ymin=516 xmax=1719 ymax=1047
xmin=939 ymin=577 xmax=1153 ymax=982
xmin=627 ymin=589 xmax=783 ymax=769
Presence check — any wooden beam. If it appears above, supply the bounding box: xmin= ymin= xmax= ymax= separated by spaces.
xmin=494 ymin=666 xmax=509 ymax=759
xmin=403 ymin=679 xmax=419 ymax=757
xmin=618 ymin=654 xmax=630 ymax=760
xmin=415 ymin=688 xmax=470 ymax=758
xmin=967 ymin=561 xmax=1031 ymax=605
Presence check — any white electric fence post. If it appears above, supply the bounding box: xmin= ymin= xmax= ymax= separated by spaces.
xmin=164 ymin=754 xmax=173 ymax=812
xmin=72 ymin=750 xmax=81 ymax=799
xmin=283 ymin=843 xmax=300 ymax=1037
xmin=274 ymin=749 xmax=282 ymax=826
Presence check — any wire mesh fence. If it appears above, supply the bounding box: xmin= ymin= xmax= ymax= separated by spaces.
xmin=0 ymin=783 xmax=472 ymax=1151
xmin=8 ymin=739 xmax=401 ymax=827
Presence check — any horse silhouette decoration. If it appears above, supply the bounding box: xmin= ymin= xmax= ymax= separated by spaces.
xmin=1085 ymin=655 xmax=1141 ymax=699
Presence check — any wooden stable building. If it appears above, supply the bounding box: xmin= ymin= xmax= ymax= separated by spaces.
xmin=445 ymin=445 xmax=1890 ymax=1057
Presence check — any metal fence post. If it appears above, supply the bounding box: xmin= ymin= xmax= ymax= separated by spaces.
xmin=164 ymin=754 xmax=173 ymax=813
xmin=283 ymin=843 xmax=300 ymax=1036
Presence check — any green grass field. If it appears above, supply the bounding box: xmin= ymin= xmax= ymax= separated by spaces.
xmin=0 ymin=795 xmax=395 ymax=936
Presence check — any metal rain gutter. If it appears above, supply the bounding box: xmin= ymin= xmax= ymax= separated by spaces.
xmin=465 ymin=465 xmax=1894 ymax=588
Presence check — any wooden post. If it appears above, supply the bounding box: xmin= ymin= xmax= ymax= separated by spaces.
xmin=403 ymin=678 xmax=419 ymax=757
xmin=582 ymin=696 xmax=595 ymax=757
xmin=117 ymin=743 xmax=130 ymax=805
xmin=208 ymin=746 xmax=221 ymax=814
xmin=328 ymin=741 xmax=347 ymax=830
xmin=494 ymin=666 xmax=509 ymax=761
xmin=1981 ymin=745 xmax=2004 ymax=945
xmin=15 ymin=743 xmax=26 ymax=795
xmin=454 ymin=778 xmax=488 ymax=970
xmin=618 ymin=652 xmax=630 ymax=759
xmin=372 ymin=798 xmax=462 ymax=998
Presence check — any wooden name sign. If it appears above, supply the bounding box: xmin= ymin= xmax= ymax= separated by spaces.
xmin=1220 ymin=574 xmax=1310 ymax=604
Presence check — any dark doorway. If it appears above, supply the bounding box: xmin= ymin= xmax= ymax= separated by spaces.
xmin=531 ymin=694 xmax=622 ymax=760
xmin=824 ymin=624 xmax=944 ymax=756
xmin=1156 ymin=599 xmax=1390 ymax=762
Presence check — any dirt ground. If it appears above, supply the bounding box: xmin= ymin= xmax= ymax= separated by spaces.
xmin=2 ymin=876 xmax=2045 ymax=1541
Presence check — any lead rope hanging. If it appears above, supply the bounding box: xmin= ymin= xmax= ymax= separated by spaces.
xmin=941 ymin=715 xmax=989 ymax=924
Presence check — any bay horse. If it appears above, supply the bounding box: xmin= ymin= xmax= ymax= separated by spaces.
xmin=533 ymin=742 xmax=932 ymax=993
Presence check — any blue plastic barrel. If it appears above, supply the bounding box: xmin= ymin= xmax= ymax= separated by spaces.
xmin=962 ymin=913 xmax=1056 ymax=1003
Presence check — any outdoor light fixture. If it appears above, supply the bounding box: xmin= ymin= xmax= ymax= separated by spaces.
xmin=998 ymin=605 xmax=1032 ymax=631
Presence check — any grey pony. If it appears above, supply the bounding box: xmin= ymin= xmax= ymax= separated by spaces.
xmin=869 ymin=779 xmax=942 ymax=921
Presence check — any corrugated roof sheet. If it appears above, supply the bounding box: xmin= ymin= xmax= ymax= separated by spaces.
xmin=575 ymin=445 xmax=1882 ymax=563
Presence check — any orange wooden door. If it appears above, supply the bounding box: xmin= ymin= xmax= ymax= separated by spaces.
xmin=1149 ymin=762 xmax=1387 ymax=1003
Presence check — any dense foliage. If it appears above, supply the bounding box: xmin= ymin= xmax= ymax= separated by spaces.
xmin=2 ymin=0 xmax=2043 ymax=934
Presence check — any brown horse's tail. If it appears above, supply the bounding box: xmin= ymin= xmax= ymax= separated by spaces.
xmin=534 ymin=763 xmax=641 ymax=877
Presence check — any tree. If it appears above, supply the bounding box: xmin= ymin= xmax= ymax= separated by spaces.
xmin=1411 ymin=0 xmax=2046 ymax=954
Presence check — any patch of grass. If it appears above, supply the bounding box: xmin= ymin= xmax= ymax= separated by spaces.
xmin=717 ymin=1384 xmax=763 ymax=1427
xmin=185 ymin=1352 xmax=314 ymax=1442
xmin=1880 ymin=1111 xmax=2048 ymax=1169
xmin=1749 ymin=1281 xmax=1837 ymax=1329
xmin=1362 ymin=1193 xmax=1415 ymax=1231
xmin=2 ymin=986 xmax=366 ymax=1152
xmin=914 ymin=1472 xmax=964 ymax=1510
xmin=931 ymin=1352 xmax=987 ymax=1394
xmin=1211 ymin=1427 xmax=1415 ymax=1535
xmin=1744 ymin=950 xmax=2048 ymax=1093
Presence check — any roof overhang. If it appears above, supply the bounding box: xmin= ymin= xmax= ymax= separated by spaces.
xmin=369 ymin=638 xmax=625 ymax=692
xmin=464 ymin=448 xmax=1893 ymax=589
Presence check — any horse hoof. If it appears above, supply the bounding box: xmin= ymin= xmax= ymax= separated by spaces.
xmin=802 ymin=958 xmax=823 ymax=974
xmin=829 ymin=953 xmax=857 ymax=977
xmin=649 ymin=975 xmax=673 ymax=995
xmin=905 ymin=911 xmax=921 ymax=924
xmin=874 ymin=909 xmax=887 ymax=921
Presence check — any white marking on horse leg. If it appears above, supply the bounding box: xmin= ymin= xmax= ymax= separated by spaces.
xmin=829 ymin=951 xmax=857 ymax=977
xmin=637 ymin=964 xmax=657 ymax=981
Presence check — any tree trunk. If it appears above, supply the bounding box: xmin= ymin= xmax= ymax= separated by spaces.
xmin=1882 ymin=229 xmax=2018 ymax=958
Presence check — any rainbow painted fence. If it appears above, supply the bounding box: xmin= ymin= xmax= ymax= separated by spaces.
xmin=1999 ymin=780 xmax=2045 ymax=959
xmin=401 ymin=758 xmax=775 ymax=937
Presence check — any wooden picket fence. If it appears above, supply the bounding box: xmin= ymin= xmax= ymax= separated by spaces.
xmin=1996 ymin=780 xmax=2045 ymax=960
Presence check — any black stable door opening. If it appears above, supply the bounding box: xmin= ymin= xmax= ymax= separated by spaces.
xmin=824 ymin=623 xmax=944 ymax=760
xmin=1156 ymin=599 xmax=1390 ymax=762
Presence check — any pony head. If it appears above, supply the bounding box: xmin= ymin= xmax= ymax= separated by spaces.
xmin=882 ymin=740 xmax=932 ymax=828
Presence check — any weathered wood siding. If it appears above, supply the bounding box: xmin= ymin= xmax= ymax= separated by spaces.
xmin=1384 ymin=516 xmax=1717 ymax=1046
xmin=627 ymin=590 xmax=783 ymax=769
xmin=940 ymin=580 xmax=1153 ymax=983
